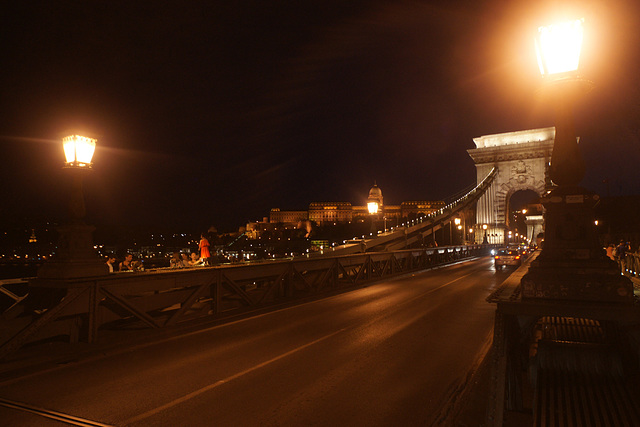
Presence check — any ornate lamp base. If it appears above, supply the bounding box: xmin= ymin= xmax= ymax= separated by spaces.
xmin=521 ymin=186 xmax=633 ymax=303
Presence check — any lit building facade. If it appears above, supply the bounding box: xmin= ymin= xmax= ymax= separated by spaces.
xmin=269 ymin=208 xmax=308 ymax=224
xmin=308 ymin=202 xmax=353 ymax=224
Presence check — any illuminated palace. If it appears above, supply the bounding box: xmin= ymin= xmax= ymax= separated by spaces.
xmin=245 ymin=184 xmax=444 ymax=238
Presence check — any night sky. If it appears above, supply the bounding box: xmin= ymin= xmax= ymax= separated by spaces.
xmin=2 ymin=1 xmax=639 ymax=235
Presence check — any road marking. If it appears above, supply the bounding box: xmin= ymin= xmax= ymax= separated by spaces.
xmin=388 ymin=271 xmax=476 ymax=310
xmin=124 ymin=271 xmax=474 ymax=424
xmin=0 ymin=397 xmax=113 ymax=426
xmin=123 ymin=327 xmax=348 ymax=425
xmin=431 ymin=272 xmax=474 ymax=291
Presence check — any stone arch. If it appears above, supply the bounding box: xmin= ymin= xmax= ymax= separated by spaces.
xmin=495 ymin=178 xmax=546 ymax=225
xmin=467 ymin=128 xmax=554 ymax=244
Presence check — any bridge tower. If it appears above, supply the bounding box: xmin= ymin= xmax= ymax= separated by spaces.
xmin=467 ymin=128 xmax=554 ymax=245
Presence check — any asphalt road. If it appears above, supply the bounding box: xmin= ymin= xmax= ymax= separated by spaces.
xmin=0 ymin=256 xmax=513 ymax=426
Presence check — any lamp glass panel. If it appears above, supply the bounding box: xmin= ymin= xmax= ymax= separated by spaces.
xmin=536 ymin=19 xmax=584 ymax=75
xmin=63 ymin=135 xmax=96 ymax=165
xmin=75 ymin=136 xmax=96 ymax=164
xmin=367 ymin=202 xmax=379 ymax=214
xmin=63 ymin=139 xmax=76 ymax=163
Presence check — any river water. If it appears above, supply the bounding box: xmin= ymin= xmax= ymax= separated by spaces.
xmin=0 ymin=264 xmax=39 ymax=280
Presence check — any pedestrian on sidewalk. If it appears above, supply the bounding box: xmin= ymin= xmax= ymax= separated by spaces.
xmin=616 ymin=240 xmax=630 ymax=274
xmin=199 ymin=233 xmax=211 ymax=266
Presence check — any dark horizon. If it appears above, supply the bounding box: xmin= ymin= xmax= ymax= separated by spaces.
xmin=2 ymin=1 xmax=640 ymax=234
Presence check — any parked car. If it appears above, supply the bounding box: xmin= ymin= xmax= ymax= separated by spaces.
xmin=494 ymin=248 xmax=522 ymax=268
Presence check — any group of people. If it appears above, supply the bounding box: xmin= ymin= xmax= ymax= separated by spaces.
xmin=105 ymin=253 xmax=144 ymax=273
xmin=606 ymin=240 xmax=640 ymax=276
xmin=169 ymin=234 xmax=211 ymax=268
xmin=105 ymin=233 xmax=212 ymax=273
xmin=170 ymin=251 xmax=203 ymax=268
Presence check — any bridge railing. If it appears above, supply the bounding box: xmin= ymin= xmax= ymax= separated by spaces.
xmin=326 ymin=168 xmax=497 ymax=255
xmin=374 ymin=167 xmax=498 ymax=251
xmin=0 ymin=245 xmax=492 ymax=361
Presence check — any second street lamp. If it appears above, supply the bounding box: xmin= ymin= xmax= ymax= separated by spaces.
xmin=367 ymin=201 xmax=379 ymax=235
xmin=454 ymin=218 xmax=461 ymax=245
xmin=367 ymin=201 xmax=379 ymax=215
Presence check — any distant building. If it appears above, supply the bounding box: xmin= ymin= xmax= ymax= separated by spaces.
xmin=269 ymin=209 xmax=308 ymax=224
xmin=308 ymin=202 xmax=353 ymax=224
xmin=246 ymin=184 xmax=444 ymax=239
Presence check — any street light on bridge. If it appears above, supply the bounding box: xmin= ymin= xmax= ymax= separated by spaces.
xmin=37 ymin=133 xmax=108 ymax=279
xmin=367 ymin=201 xmax=379 ymax=215
xmin=63 ymin=134 xmax=96 ymax=169
xmin=367 ymin=201 xmax=379 ymax=235
xmin=535 ymin=18 xmax=591 ymax=186
xmin=520 ymin=17 xmax=632 ymax=301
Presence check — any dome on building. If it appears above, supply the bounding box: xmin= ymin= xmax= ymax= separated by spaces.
xmin=368 ymin=184 xmax=382 ymax=199
xmin=367 ymin=183 xmax=383 ymax=207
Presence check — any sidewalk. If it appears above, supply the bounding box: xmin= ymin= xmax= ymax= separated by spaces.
xmin=446 ymin=271 xmax=640 ymax=427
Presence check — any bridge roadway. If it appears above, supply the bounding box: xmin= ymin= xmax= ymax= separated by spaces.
xmin=0 ymin=256 xmax=510 ymax=426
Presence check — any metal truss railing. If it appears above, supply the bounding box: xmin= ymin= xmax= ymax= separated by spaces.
xmin=0 ymin=245 xmax=490 ymax=361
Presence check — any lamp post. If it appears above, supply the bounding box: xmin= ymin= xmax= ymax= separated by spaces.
xmin=367 ymin=201 xmax=379 ymax=235
xmin=37 ymin=134 xmax=108 ymax=279
xmin=482 ymin=224 xmax=488 ymax=244
xmin=454 ymin=218 xmax=461 ymax=245
xmin=520 ymin=18 xmax=632 ymax=302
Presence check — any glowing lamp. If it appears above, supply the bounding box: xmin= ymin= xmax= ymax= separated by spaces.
xmin=454 ymin=218 xmax=461 ymax=226
xmin=63 ymin=135 xmax=96 ymax=168
xmin=535 ymin=19 xmax=584 ymax=77
xmin=482 ymin=224 xmax=488 ymax=230
xmin=367 ymin=202 xmax=379 ymax=215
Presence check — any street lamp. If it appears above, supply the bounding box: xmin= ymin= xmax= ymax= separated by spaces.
xmin=63 ymin=134 xmax=96 ymax=168
xmin=367 ymin=201 xmax=379 ymax=235
xmin=62 ymin=135 xmax=96 ymax=222
xmin=535 ymin=19 xmax=584 ymax=78
xmin=482 ymin=224 xmax=488 ymax=244
xmin=367 ymin=202 xmax=379 ymax=215
xmin=520 ymin=18 xmax=632 ymax=302
xmin=37 ymin=133 xmax=108 ymax=279
xmin=535 ymin=19 xmax=593 ymax=187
